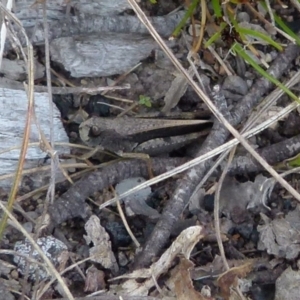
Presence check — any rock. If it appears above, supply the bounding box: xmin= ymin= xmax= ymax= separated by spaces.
xmin=14 ymin=236 xmax=68 ymax=281
xmin=0 ymin=83 xmax=69 ymax=190
xmin=50 ymin=33 xmax=156 ymax=77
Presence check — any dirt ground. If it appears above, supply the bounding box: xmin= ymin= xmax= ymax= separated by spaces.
xmin=1 ymin=0 xmax=300 ymax=299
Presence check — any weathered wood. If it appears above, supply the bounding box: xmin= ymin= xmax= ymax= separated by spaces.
xmin=0 ymin=86 xmax=69 ymax=189
xmin=5 ymin=1 xmax=184 ymax=77
xmin=6 ymin=1 xmax=184 ymax=48
xmin=1 ymin=58 xmax=45 ymax=81
xmin=14 ymin=0 xmax=131 ymax=28
xmin=50 ymin=33 xmax=157 ymax=77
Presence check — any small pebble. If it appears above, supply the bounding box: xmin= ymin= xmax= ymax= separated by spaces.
xmin=118 ymin=251 xmax=129 ymax=267
xmin=270 ymin=202 xmax=277 ymax=208
xmin=22 ymin=222 xmax=33 ymax=233
xmin=14 ymin=236 xmax=68 ymax=281
xmin=222 ymin=75 xmax=248 ymax=96
xmin=237 ymin=12 xmax=250 ymax=23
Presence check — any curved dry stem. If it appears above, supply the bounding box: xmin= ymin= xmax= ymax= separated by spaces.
xmin=0 ymin=4 xmax=34 ymax=241
xmin=126 ymin=0 xmax=300 ymax=203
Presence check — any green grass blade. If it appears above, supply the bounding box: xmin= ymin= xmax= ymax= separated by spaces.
xmin=232 ymin=42 xmax=300 ymax=103
xmin=212 ymin=0 xmax=222 ymax=18
xmin=273 ymin=16 xmax=300 ymax=46
xmin=236 ymin=27 xmax=283 ymax=51
xmin=259 ymin=1 xmax=300 ymax=46
xmin=171 ymin=0 xmax=200 ymax=38
xmin=204 ymin=22 xmax=227 ymax=48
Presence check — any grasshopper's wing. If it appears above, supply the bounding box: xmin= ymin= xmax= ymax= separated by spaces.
xmin=79 ymin=116 xmax=210 ymax=145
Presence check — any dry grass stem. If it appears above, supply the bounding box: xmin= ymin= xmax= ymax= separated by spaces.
xmin=126 ymin=0 xmax=300 ymax=204
xmin=0 ymin=201 xmax=74 ymax=300
xmin=112 ymin=187 xmax=141 ymax=249
xmin=102 ymin=96 xmax=299 ymax=208
xmin=0 ymin=3 xmax=35 ymax=240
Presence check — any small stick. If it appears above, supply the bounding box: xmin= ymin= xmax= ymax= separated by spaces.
xmin=111 ymin=186 xmax=141 ymax=249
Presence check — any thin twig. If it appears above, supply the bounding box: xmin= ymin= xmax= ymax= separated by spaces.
xmin=42 ymin=0 xmax=56 ymax=216
xmin=112 ymin=186 xmax=140 ymax=248
xmin=101 ymin=63 xmax=141 ymax=96
xmin=37 ymin=255 xmax=95 ymax=300
xmin=102 ymin=99 xmax=299 ymax=208
xmin=213 ymin=69 xmax=300 ymax=271
xmin=126 ymin=0 xmax=300 ymax=203
xmin=214 ymin=149 xmax=233 ymax=272
xmin=0 ymin=77 xmax=130 ymax=94
xmin=0 ymin=4 xmax=34 ymax=240
xmin=265 ymin=0 xmax=275 ymax=26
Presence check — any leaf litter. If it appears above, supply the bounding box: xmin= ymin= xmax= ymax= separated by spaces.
xmin=2 ymin=0 xmax=300 ymax=299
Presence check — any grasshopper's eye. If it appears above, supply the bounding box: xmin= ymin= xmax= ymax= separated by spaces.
xmin=90 ymin=125 xmax=101 ymax=137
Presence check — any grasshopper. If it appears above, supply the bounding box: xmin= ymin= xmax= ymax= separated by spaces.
xmin=79 ymin=114 xmax=212 ymax=156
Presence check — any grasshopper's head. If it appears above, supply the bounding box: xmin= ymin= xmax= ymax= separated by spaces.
xmin=79 ymin=117 xmax=104 ymax=147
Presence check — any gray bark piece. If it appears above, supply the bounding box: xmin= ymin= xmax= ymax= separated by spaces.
xmin=0 ymin=87 xmax=69 ymax=189
xmin=7 ymin=11 xmax=184 ymax=49
xmin=1 ymin=58 xmax=45 ymax=81
xmin=14 ymin=0 xmax=131 ymax=28
xmin=69 ymin=0 xmax=131 ymax=16
xmin=14 ymin=0 xmax=67 ymax=27
xmin=50 ymin=33 xmax=156 ymax=77
xmin=6 ymin=3 xmax=184 ymax=78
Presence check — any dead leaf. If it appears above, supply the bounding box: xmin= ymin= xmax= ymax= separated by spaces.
xmin=169 ymin=257 xmax=214 ymax=300
xmin=217 ymin=261 xmax=253 ymax=299
xmin=162 ymin=71 xmax=189 ymax=113
xmin=109 ymin=226 xmax=204 ymax=296
xmin=191 ymin=255 xmax=256 ymax=281
xmin=218 ymin=175 xmax=268 ymax=219
xmin=257 ymin=213 xmax=300 ymax=259
xmin=84 ymin=215 xmax=119 ymax=273
xmin=84 ymin=265 xmax=106 ymax=292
